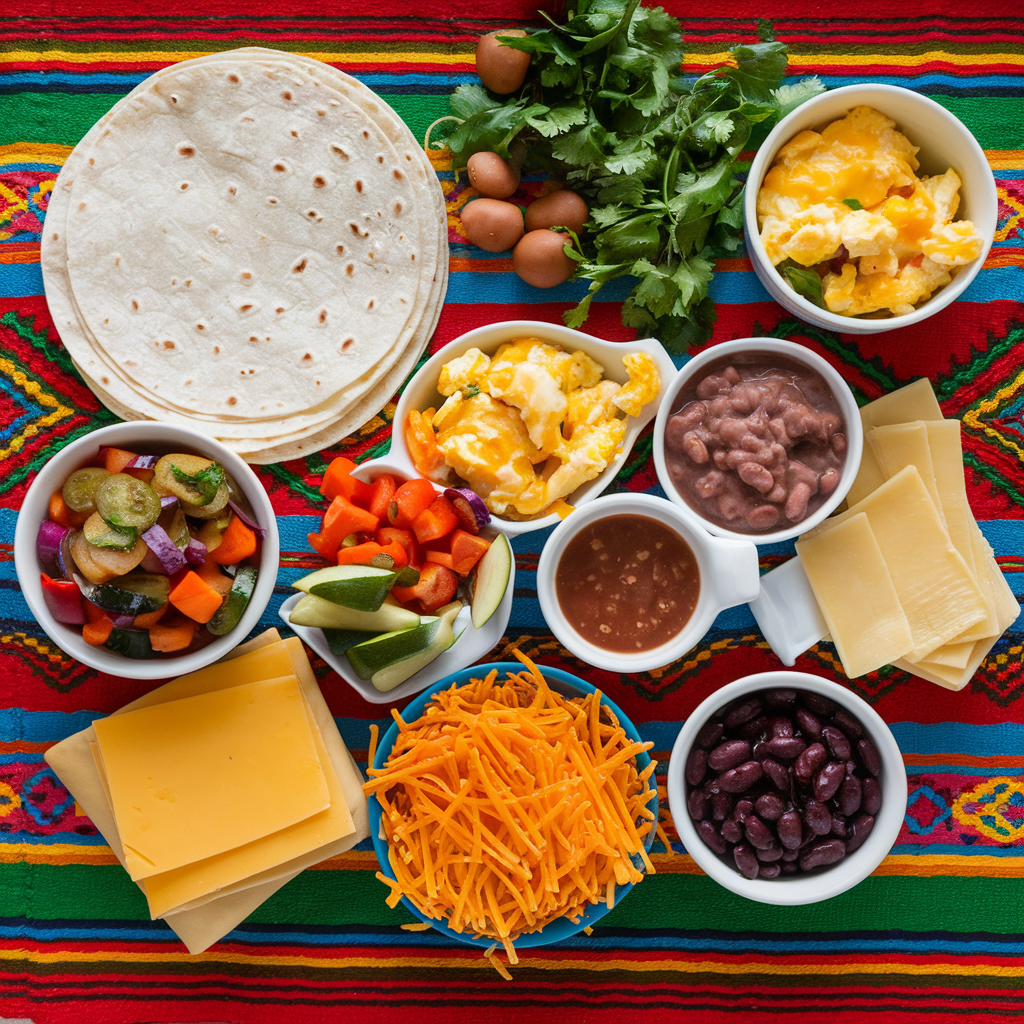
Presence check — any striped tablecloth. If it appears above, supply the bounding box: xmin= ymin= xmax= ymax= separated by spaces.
xmin=1 ymin=1 xmax=1023 ymax=1020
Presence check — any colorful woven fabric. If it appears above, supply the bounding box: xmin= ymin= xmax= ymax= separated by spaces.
xmin=1 ymin=1 xmax=1023 ymax=1021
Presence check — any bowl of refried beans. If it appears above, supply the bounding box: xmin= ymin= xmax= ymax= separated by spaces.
xmin=653 ymin=339 xmax=863 ymax=545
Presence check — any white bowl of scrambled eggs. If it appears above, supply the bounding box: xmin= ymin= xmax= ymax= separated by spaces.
xmin=744 ymin=84 xmax=996 ymax=333
xmin=389 ymin=321 xmax=677 ymax=536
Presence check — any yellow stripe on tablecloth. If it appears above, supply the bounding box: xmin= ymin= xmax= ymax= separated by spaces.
xmin=0 ymin=143 xmax=71 ymax=167
xmin=2 ymin=948 xmax=1023 ymax=974
xmin=688 ymin=51 xmax=1024 ymax=68
xmin=0 ymin=50 xmax=475 ymax=67
xmin=988 ymin=151 xmax=1024 ymax=170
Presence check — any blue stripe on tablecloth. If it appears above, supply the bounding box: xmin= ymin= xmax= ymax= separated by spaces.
xmin=4 ymin=259 xmax=1022 ymax=305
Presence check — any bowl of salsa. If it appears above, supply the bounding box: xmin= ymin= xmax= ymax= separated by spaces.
xmin=536 ymin=493 xmax=760 ymax=673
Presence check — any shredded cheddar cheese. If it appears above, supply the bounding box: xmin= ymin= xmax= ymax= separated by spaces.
xmin=363 ymin=650 xmax=656 ymax=957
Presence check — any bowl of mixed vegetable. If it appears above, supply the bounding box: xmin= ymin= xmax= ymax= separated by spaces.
xmin=15 ymin=422 xmax=279 ymax=678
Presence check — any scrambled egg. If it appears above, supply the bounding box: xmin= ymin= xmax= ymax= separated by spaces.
xmin=411 ymin=339 xmax=660 ymax=518
xmin=757 ymin=106 xmax=984 ymax=317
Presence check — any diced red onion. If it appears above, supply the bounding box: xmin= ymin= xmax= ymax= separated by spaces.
xmin=112 ymin=614 xmax=135 ymax=629
xmin=141 ymin=524 xmax=187 ymax=575
xmin=37 ymin=520 xmax=71 ymax=576
xmin=227 ymin=499 xmax=266 ymax=539
xmin=127 ymin=454 xmax=159 ymax=469
xmin=160 ymin=495 xmax=178 ymax=509
xmin=444 ymin=487 xmax=491 ymax=533
xmin=185 ymin=537 xmax=207 ymax=567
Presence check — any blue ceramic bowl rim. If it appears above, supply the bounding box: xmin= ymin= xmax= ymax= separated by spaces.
xmin=368 ymin=661 xmax=659 ymax=949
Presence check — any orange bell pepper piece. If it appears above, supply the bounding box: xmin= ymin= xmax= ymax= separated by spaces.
xmin=368 ymin=474 xmax=398 ymax=521
xmin=309 ymin=496 xmax=380 ymax=561
xmin=449 ymin=529 xmax=492 ymax=576
xmin=209 ymin=515 xmax=257 ymax=565
xmin=388 ymin=478 xmax=438 ymax=529
xmin=319 ymin=457 xmax=373 ymax=507
xmin=412 ymin=495 xmax=459 ymax=544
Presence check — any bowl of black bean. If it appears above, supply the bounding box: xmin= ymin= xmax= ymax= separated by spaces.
xmin=667 ymin=671 xmax=907 ymax=905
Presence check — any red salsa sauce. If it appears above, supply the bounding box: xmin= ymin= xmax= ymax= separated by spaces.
xmin=554 ymin=514 xmax=700 ymax=653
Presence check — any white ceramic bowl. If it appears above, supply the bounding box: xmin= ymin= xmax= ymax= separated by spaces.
xmin=744 ymin=84 xmax=997 ymax=333
xmin=14 ymin=422 xmax=280 ymax=679
xmin=652 ymin=337 xmax=863 ymax=545
xmin=667 ymin=671 xmax=907 ymax=905
xmin=536 ymin=492 xmax=760 ymax=673
xmin=381 ymin=319 xmax=678 ymax=536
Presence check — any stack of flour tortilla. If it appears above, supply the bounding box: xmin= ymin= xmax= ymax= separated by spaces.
xmin=42 ymin=48 xmax=448 ymax=464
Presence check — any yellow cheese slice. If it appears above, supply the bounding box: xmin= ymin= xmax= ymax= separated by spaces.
xmin=846 ymin=378 xmax=944 ymax=505
xmin=916 ymin=640 xmax=975 ymax=670
xmin=795 ymin=513 xmax=913 ymax=678
xmin=867 ymin=422 xmax=946 ymax=529
xmin=93 ymin=676 xmax=330 ymax=881
xmin=818 ymin=467 xmax=989 ymax=662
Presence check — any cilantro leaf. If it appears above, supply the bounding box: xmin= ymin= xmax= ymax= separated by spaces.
xmin=843 ymin=197 xmax=864 ymax=210
xmin=171 ymin=462 xmax=226 ymax=505
xmin=783 ymin=266 xmax=827 ymax=308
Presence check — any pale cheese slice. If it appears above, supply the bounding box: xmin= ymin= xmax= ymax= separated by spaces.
xmin=868 ymin=422 xmax=945 ymax=529
xmin=795 ymin=513 xmax=912 ymax=678
xmin=917 ymin=640 xmax=975 ymax=670
xmin=815 ymin=467 xmax=989 ymax=662
xmin=846 ymin=378 xmax=944 ymax=505
xmin=94 ymin=676 xmax=331 ymax=881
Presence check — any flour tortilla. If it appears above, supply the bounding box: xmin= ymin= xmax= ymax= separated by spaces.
xmin=41 ymin=48 xmax=447 ymax=461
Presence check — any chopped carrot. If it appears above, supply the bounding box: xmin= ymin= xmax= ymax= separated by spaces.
xmin=337 ymin=541 xmax=408 ymax=568
xmin=368 ymin=474 xmax=398 ymax=520
xmin=48 ymin=490 xmax=88 ymax=528
xmin=450 ymin=530 xmax=492 ymax=576
xmin=197 ymin=558 xmax=233 ymax=598
xmin=209 ymin=515 xmax=257 ymax=565
xmin=388 ymin=478 xmax=438 ymax=529
xmin=82 ymin=602 xmax=114 ymax=646
xmin=133 ymin=604 xmax=169 ymax=630
xmin=149 ymin=612 xmax=197 ymax=653
xmin=103 ymin=448 xmax=138 ymax=474
xmin=124 ymin=467 xmax=155 ymax=484
xmin=320 ymin=457 xmax=372 ymax=506
xmin=169 ymin=570 xmax=225 ymax=624
xmin=405 ymin=409 xmax=448 ymax=478
xmin=412 ymin=495 xmax=459 ymax=544
xmin=309 ymin=496 xmax=380 ymax=561
xmin=377 ymin=527 xmax=422 ymax=570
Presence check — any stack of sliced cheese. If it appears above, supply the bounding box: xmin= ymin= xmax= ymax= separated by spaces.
xmin=41 ymin=48 xmax=447 ymax=464
xmin=45 ymin=629 xmax=368 ymax=953
xmin=796 ymin=379 xmax=1018 ymax=690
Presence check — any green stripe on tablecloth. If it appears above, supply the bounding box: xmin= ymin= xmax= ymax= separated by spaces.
xmin=7 ymin=863 xmax=1024 ymax=935
xmin=0 ymin=92 xmax=451 ymax=147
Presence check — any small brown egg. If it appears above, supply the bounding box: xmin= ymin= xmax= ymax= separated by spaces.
xmin=462 ymin=198 xmax=525 ymax=253
xmin=512 ymin=229 xmax=576 ymax=289
xmin=467 ymin=151 xmax=521 ymax=199
xmin=476 ymin=30 xmax=531 ymax=95
xmin=525 ymin=189 xmax=589 ymax=235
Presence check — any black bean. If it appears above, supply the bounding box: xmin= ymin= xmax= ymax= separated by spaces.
xmin=759 ymin=863 xmax=782 ymax=878
xmin=862 ymin=777 xmax=882 ymax=816
xmin=814 ymin=761 xmax=846 ymax=802
xmin=804 ymin=800 xmax=832 ymax=836
xmin=697 ymin=819 xmax=727 ymax=855
xmin=719 ymin=761 xmax=763 ymax=793
xmin=822 ymin=725 xmax=851 ymax=760
xmin=765 ymin=688 xmax=797 ymax=708
xmin=838 ymin=776 xmax=862 ymax=817
xmin=803 ymin=692 xmax=835 ymax=716
xmin=755 ymin=793 xmax=786 ymax=821
xmin=721 ymin=818 xmax=743 ymax=843
xmin=685 ymin=746 xmax=708 ymax=786
xmin=777 ymin=809 xmax=803 ymax=849
xmin=761 ymin=758 xmax=789 ymax=790
xmin=687 ymin=787 xmax=708 ymax=821
xmin=766 ymin=736 xmax=807 ymax=759
xmin=708 ymin=739 xmax=751 ymax=772
xmin=857 ymin=737 xmax=882 ymax=777
xmin=794 ymin=742 xmax=827 ymax=781
xmin=724 ymin=697 xmax=763 ymax=729
xmin=796 ymin=708 xmax=822 ymax=740
xmin=799 ymin=838 xmax=847 ymax=871
xmin=733 ymin=843 xmax=760 ymax=879
xmin=845 ymin=813 xmax=875 ymax=854
xmin=744 ymin=815 xmax=774 ymax=849
xmin=695 ymin=720 xmax=725 ymax=749
xmin=711 ymin=792 xmax=733 ymax=821
xmin=832 ymin=709 xmax=863 ymax=739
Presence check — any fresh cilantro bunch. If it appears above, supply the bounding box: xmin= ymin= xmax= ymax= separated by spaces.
xmin=444 ymin=5 xmax=824 ymax=352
